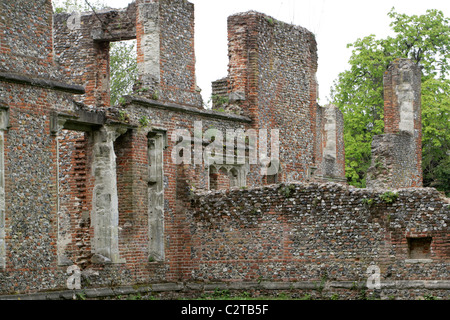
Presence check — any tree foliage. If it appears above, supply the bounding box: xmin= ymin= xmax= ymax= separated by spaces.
xmin=52 ymin=0 xmax=138 ymax=106
xmin=109 ymin=41 xmax=138 ymax=106
xmin=52 ymin=0 xmax=104 ymax=13
xmin=421 ymin=78 xmax=450 ymax=192
xmin=331 ymin=8 xmax=450 ymax=194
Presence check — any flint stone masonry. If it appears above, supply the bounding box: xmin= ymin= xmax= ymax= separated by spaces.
xmin=0 ymin=131 xmax=4 ymax=269
xmin=190 ymin=183 xmax=449 ymax=285
xmin=0 ymin=107 xmax=6 ymax=269
xmin=0 ymin=0 xmax=448 ymax=300
xmin=0 ymin=0 xmax=57 ymax=80
xmin=367 ymin=133 xmax=420 ymax=189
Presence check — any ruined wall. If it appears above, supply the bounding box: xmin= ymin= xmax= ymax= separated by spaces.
xmin=158 ymin=0 xmax=201 ymax=107
xmin=54 ymin=0 xmax=202 ymax=109
xmin=1 ymin=0 xmax=54 ymax=79
xmin=112 ymin=97 xmax=252 ymax=281
xmin=1 ymin=0 xmax=447 ymax=300
xmin=189 ymin=182 xmax=449 ymax=297
xmin=226 ymin=12 xmax=320 ymax=184
xmin=0 ymin=0 xmax=84 ymax=290
xmin=54 ymin=3 xmax=137 ymax=108
xmin=367 ymin=59 xmax=422 ymax=189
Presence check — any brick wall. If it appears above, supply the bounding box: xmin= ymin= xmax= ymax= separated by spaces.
xmin=58 ymin=130 xmax=91 ymax=267
xmin=54 ymin=0 xmax=202 ymax=109
xmin=0 ymin=0 xmax=84 ymax=292
xmin=0 ymin=0 xmax=55 ymax=78
xmin=226 ymin=12 xmax=320 ymax=184
xmin=190 ymin=183 xmax=449 ymax=286
xmin=115 ymin=98 xmax=252 ymax=282
xmin=54 ymin=12 xmax=113 ymax=107
xmin=1 ymin=0 xmax=447 ymax=300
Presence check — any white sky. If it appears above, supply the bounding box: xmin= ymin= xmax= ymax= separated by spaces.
xmin=99 ymin=0 xmax=450 ymax=106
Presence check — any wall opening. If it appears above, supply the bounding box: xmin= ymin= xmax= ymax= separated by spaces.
xmin=229 ymin=167 xmax=239 ymax=187
xmin=113 ymin=129 xmax=134 ymax=263
xmin=407 ymin=237 xmax=432 ymax=260
xmin=109 ymin=40 xmax=138 ymax=106
xmin=90 ymin=126 xmax=125 ymax=264
xmin=209 ymin=166 xmax=219 ymax=190
xmin=209 ymin=167 xmax=230 ymax=191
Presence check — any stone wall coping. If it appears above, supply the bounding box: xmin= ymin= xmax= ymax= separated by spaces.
xmin=0 ymin=72 xmax=85 ymax=94
xmin=192 ymin=180 xmax=448 ymax=198
xmin=126 ymin=95 xmax=253 ymax=123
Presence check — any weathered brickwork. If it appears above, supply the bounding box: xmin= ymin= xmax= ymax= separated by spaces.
xmin=53 ymin=4 xmax=136 ymax=108
xmin=57 ymin=130 xmax=91 ymax=267
xmin=367 ymin=59 xmax=423 ymax=189
xmin=53 ymin=0 xmax=202 ymax=109
xmin=190 ymin=183 xmax=449 ymax=287
xmin=0 ymin=0 xmax=55 ymax=79
xmin=0 ymin=0 xmax=448 ymax=299
xmin=225 ymin=12 xmax=322 ymax=184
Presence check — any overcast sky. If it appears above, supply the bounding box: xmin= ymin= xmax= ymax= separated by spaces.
xmin=99 ymin=0 xmax=450 ymax=106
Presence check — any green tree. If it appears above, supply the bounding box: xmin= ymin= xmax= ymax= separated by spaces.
xmin=52 ymin=0 xmax=138 ymax=106
xmin=52 ymin=0 xmax=104 ymax=13
xmin=421 ymin=78 xmax=450 ymax=193
xmin=331 ymin=8 xmax=450 ymax=193
xmin=109 ymin=41 xmax=138 ymax=106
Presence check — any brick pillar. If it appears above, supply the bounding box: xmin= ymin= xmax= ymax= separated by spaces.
xmin=314 ymin=104 xmax=346 ymax=183
xmin=366 ymin=59 xmax=422 ymax=189
xmin=383 ymin=58 xmax=422 ymax=138
xmin=226 ymin=12 xmax=258 ymax=118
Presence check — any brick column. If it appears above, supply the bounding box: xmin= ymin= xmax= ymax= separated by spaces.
xmin=367 ymin=59 xmax=422 ymax=188
xmin=383 ymin=58 xmax=422 ymax=138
